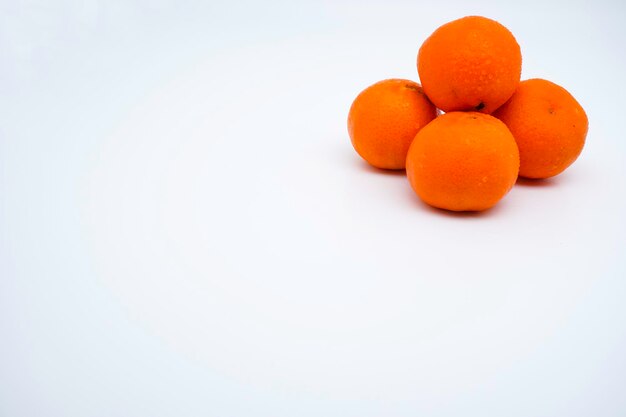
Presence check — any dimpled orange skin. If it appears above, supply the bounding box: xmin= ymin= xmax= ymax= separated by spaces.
xmin=406 ymin=112 xmax=520 ymax=211
xmin=493 ymin=78 xmax=588 ymax=179
xmin=348 ymin=79 xmax=437 ymax=169
xmin=417 ymin=16 xmax=522 ymax=114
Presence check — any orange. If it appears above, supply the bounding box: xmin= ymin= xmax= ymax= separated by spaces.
xmin=417 ymin=16 xmax=522 ymax=114
xmin=493 ymin=78 xmax=588 ymax=179
xmin=406 ymin=112 xmax=519 ymax=211
xmin=348 ymin=79 xmax=437 ymax=169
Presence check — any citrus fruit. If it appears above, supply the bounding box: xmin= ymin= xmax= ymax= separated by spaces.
xmin=406 ymin=112 xmax=520 ymax=211
xmin=348 ymin=79 xmax=437 ymax=169
xmin=493 ymin=78 xmax=588 ymax=179
xmin=417 ymin=16 xmax=522 ymax=114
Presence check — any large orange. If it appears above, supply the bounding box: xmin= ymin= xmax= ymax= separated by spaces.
xmin=406 ymin=112 xmax=520 ymax=211
xmin=348 ymin=79 xmax=437 ymax=169
xmin=493 ymin=78 xmax=588 ymax=179
xmin=417 ymin=16 xmax=522 ymax=114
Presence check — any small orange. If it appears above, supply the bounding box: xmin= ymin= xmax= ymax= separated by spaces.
xmin=417 ymin=16 xmax=522 ymax=114
xmin=348 ymin=79 xmax=437 ymax=169
xmin=493 ymin=78 xmax=588 ymax=179
xmin=406 ymin=112 xmax=519 ymax=211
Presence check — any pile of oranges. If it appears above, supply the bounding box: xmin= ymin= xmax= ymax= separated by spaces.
xmin=348 ymin=16 xmax=589 ymax=212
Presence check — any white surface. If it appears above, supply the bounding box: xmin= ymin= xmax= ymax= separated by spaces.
xmin=1 ymin=1 xmax=625 ymax=416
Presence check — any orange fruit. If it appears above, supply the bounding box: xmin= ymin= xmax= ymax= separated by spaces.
xmin=348 ymin=79 xmax=437 ymax=169
xmin=417 ymin=16 xmax=522 ymax=114
xmin=406 ymin=112 xmax=520 ymax=211
xmin=493 ymin=78 xmax=588 ymax=179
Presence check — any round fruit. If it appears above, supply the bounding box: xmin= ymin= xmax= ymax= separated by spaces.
xmin=417 ymin=15 xmax=522 ymax=114
xmin=348 ymin=79 xmax=437 ymax=169
xmin=406 ymin=112 xmax=520 ymax=211
xmin=493 ymin=78 xmax=588 ymax=179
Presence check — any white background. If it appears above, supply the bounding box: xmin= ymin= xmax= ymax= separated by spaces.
xmin=1 ymin=1 xmax=625 ymax=416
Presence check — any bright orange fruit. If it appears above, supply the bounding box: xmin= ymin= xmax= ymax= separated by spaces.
xmin=417 ymin=16 xmax=522 ymax=114
xmin=406 ymin=112 xmax=520 ymax=211
xmin=348 ymin=79 xmax=437 ymax=169
xmin=493 ymin=78 xmax=588 ymax=179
